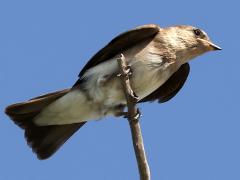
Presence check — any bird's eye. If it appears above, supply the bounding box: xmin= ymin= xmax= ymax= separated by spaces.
xmin=193 ymin=29 xmax=202 ymax=36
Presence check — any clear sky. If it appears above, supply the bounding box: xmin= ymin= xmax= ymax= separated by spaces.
xmin=1 ymin=0 xmax=239 ymax=180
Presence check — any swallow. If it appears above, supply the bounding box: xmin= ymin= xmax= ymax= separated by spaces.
xmin=5 ymin=24 xmax=221 ymax=159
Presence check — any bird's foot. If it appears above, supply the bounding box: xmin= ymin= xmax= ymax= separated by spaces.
xmin=132 ymin=108 xmax=142 ymax=120
xmin=113 ymin=104 xmax=127 ymax=117
xmin=125 ymin=65 xmax=132 ymax=76
xmin=115 ymin=111 xmax=128 ymax=118
xmin=116 ymin=108 xmax=142 ymax=121
xmin=117 ymin=64 xmax=133 ymax=77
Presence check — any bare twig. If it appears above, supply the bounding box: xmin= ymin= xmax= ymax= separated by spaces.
xmin=117 ymin=54 xmax=151 ymax=180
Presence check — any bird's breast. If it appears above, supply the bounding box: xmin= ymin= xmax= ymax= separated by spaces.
xmin=82 ymin=53 xmax=177 ymax=109
xmin=129 ymin=57 xmax=174 ymax=100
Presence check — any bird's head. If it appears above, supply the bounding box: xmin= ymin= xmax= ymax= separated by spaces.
xmin=159 ymin=25 xmax=221 ymax=63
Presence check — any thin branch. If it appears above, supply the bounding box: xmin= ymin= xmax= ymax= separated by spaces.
xmin=117 ymin=54 xmax=151 ymax=180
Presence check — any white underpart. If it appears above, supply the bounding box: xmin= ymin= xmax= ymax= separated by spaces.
xmin=34 ymin=42 xmax=180 ymax=126
xmin=34 ymin=90 xmax=103 ymax=125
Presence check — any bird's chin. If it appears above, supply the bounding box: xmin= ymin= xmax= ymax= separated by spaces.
xmin=186 ymin=47 xmax=206 ymax=62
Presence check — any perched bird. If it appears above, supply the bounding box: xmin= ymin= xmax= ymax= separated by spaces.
xmin=5 ymin=24 xmax=221 ymax=159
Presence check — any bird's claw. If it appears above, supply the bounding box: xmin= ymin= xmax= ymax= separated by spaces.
xmin=131 ymin=91 xmax=139 ymax=102
xmin=115 ymin=111 xmax=128 ymax=118
xmin=125 ymin=65 xmax=132 ymax=76
xmin=134 ymin=108 xmax=142 ymax=119
xmin=118 ymin=108 xmax=142 ymax=121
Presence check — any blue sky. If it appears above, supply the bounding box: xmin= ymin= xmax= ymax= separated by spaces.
xmin=1 ymin=0 xmax=239 ymax=180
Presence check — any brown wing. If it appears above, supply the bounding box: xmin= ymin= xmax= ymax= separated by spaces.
xmin=78 ymin=24 xmax=160 ymax=78
xmin=140 ymin=63 xmax=190 ymax=103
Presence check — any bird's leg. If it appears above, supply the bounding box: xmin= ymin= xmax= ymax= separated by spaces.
xmin=126 ymin=108 xmax=141 ymax=120
xmin=117 ymin=64 xmax=133 ymax=77
xmin=112 ymin=104 xmax=127 ymax=117
xmin=115 ymin=111 xmax=128 ymax=118
xmin=126 ymin=65 xmax=133 ymax=76
xmin=114 ymin=106 xmax=142 ymax=120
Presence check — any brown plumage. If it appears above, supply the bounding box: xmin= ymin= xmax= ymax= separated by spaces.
xmin=5 ymin=24 xmax=220 ymax=159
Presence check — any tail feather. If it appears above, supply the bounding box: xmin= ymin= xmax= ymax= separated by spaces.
xmin=5 ymin=89 xmax=86 ymax=159
xmin=25 ymin=123 xmax=86 ymax=159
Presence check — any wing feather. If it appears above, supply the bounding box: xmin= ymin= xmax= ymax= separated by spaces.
xmin=78 ymin=24 xmax=160 ymax=78
xmin=140 ymin=63 xmax=190 ymax=103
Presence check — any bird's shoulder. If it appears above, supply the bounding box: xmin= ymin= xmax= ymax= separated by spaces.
xmin=77 ymin=24 xmax=161 ymax=78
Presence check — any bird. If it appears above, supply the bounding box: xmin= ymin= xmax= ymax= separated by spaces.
xmin=5 ymin=24 xmax=221 ymax=160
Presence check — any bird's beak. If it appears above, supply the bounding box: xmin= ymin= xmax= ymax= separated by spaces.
xmin=197 ymin=38 xmax=222 ymax=51
xmin=207 ymin=41 xmax=222 ymax=51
